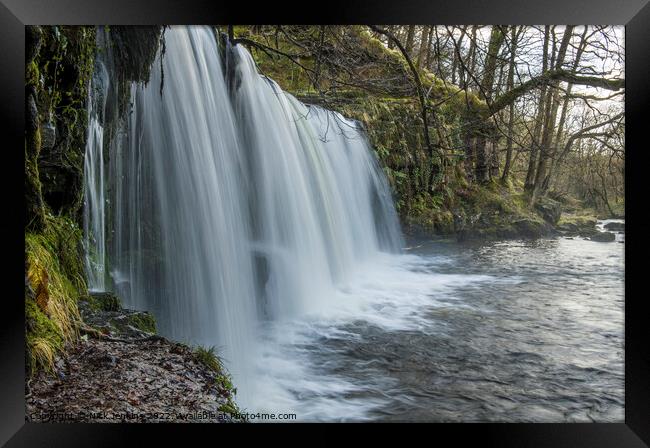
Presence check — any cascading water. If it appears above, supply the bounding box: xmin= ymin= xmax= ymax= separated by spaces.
xmin=229 ymin=45 xmax=403 ymax=319
xmin=83 ymin=57 xmax=109 ymax=292
xmin=94 ymin=25 xmax=402 ymax=412
xmin=108 ymin=27 xmax=259 ymax=401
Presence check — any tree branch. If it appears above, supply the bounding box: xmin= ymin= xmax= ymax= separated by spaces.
xmin=489 ymin=69 xmax=624 ymax=117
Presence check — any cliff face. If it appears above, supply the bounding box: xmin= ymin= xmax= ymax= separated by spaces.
xmin=24 ymin=25 xmax=161 ymax=374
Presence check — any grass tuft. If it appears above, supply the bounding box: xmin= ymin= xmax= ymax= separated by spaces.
xmin=25 ymin=214 xmax=86 ymax=374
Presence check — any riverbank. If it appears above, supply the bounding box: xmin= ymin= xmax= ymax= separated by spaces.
xmin=26 ymin=293 xmax=243 ymax=423
xmin=400 ymin=180 xmax=621 ymax=242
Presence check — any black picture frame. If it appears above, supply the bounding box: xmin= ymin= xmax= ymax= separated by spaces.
xmin=1 ymin=0 xmax=648 ymax=445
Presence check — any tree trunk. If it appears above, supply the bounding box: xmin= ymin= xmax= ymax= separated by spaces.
xmin=451 ymin=26 xmax=467 ymax=85
xmin=501 ymin=26 xmax=519 ymax=181
xmin=369 ymin=25 xmax=440 ymax=188
xmin=387 ymin=25 xmax=396 ymax=49
xmin=405 ymin=25 xmax=416 ymax=54
xmin=467 ymin=26 xmax=479 ymax=90
xmin=531 ymin=25 xmax=575 ymax=203
xmin=416 ymin=26 xmax=430 ymax=68
xmin=424 ymin=26 xmax=435 ymax=70
xmin=524 ymin=25 xmax=551 ymax=190
xmin=543 ymin=27 xmax=589 ymax=192
xmin=475 ymin=26 xmax=505 ymax=182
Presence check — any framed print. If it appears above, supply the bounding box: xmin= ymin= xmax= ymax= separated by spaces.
xmin=1 ymin=0 xmax=648 ymax=445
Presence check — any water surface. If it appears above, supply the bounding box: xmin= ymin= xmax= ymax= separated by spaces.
xmin=251 ymin=232 xmax=624 ymax=422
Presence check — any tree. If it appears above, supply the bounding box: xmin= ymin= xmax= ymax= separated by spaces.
xmin=501 ymin=26 xmax=521 ymax=181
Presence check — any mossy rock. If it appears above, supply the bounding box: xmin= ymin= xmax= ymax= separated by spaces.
xmin=127 ymin=312 xmax=157 ymax=334
xmin=535 ymin=197 xmax=562 ymax=225
xmin=604 ymin=222 xmax=624 ymax=231
xmin=511 ymin=218 xmax=551 ymax=239
xmin=557 ymin=213 xmax=598 ymax=235
xmin=83 ymin=292 xmax=122 ymax=312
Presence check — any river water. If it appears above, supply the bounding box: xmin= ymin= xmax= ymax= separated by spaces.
xmin=250 ymin=229 xmax=624 ymax=422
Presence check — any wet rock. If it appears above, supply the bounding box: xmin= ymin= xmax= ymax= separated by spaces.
xmin=26 ymin=94 xmax=39 ymax=136
xmin=589 ymin=232 xmax=616 ymax=242
xmin=604 ymin=222 xmax=624 ymax=231
xmin=40 ymin=121 xmax=56 ymax=150
xmin=26 ymin=337 xmax=241 ymax=423
xmin=556 ymin=215 xmax=598 ymax=237
xmin=85 ymin=292 xmax=122 ymax=311
xmin=512 ymin=218 xmax=550 ymax=239
xmin=26 ymin=26 xmax=43 ymax=64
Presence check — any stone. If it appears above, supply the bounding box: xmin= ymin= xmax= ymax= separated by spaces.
xmin=604 ymin=222 xmax=624 ymax=231
xmin=535 ymin=197 xmax=562 ymax=225
xmin=589 ymin=232 xmax=616 ymax=242
xmin=86 ymin=292 xmax=122 ymax=312
xmin=512 ymin=218 xmax=547 ymax=238
xmin=40 ymin=121 xmax=56 ymax=150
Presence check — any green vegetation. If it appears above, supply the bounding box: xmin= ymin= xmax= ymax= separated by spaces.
xmin=193 ymin=346 xmax=241 ymax=415
xmin=25 ymin=25 xmax=163 ymax=375
xmin=25 ymin=214 xmax=86 ymax=374
xmin=28 ymin=26 xmax=96 ymax=219
xmin=127 ymin=312 xmax=157 ymax=334
xmin=81 ymin=292 xmax=123 ymax=312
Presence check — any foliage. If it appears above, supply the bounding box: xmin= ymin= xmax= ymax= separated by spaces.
xmin=25 ymin=214 xmax=86 ymax=374
xmin=127 ymin=312 xmax=157 ymax=334
xmin=193 ymin=345 xmax=242 ymax=415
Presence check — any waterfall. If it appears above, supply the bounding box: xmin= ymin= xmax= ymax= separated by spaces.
xmin=96 ymin=25 xmax=402 ymax=408
xmin=230 ymin=45 xmax=402 ymax=318
xmin=83 ymin=57 xmax=109 ymax=292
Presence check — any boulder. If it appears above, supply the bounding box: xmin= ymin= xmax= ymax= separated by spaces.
xmin=535 ymin=197 xmax=562 ymax=225
xmin=86 ymin=291 xmax=122 ymax=312
xmin=589 ymin=232 xmax=616 ymax=242
xmin=556 ymin=215 xmax=598 ymax=236
xmin=512 ymin=218 xmax=549 ymax=238
xmin=604 ymin=222 xmax=625 ymax=231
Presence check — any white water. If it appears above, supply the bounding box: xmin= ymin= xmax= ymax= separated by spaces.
xmin=100 ymin=26 xmax=403 ymax=409
xmin=83 ymin=59 xmax=109 ymax=292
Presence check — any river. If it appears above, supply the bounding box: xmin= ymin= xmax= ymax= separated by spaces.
xmin=250 ymin=227 xmax=624 ymax=422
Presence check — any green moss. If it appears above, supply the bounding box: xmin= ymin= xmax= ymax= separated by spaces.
xmin=26 ymin=61 xmax=40 ymax=87
xmin=32 ymin=26 xmax=97 ymax=217
xmin=127 ymin=312 xmax=157 ymax=334
xmin=557 ymin=213 xmax=597 ymax=228
xmin=82 ymin=292 xmax=122 ymax=312
xmin=33 ymin=214 xmax=87 ymax=292
xmin=218 ymin=401 xmax=240 ymax=416
xmin=25 ymin=215 xmax=87 ymax=375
